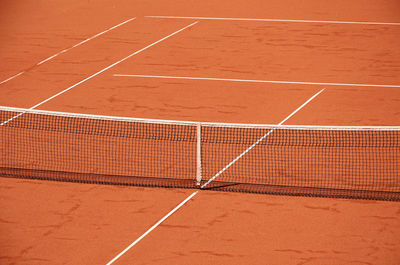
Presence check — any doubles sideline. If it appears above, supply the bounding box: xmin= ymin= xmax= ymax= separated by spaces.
xmin=0 ymin=17 xmax=136 ymax=85
xmin=0 ymin=21 xmax=198 ymax=127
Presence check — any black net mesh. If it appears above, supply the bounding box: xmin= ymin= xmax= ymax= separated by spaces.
xmin=200 ymin=126 xmax=400 ymax=200
xmin=0 ymin=109 xmax=197 ymax=188
xmin=1 ymin=107 xmax=399 ymax=200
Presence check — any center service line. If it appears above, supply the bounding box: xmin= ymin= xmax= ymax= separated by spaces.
xmin=105 ymin=89 xmax=325 ymax=264
xmin=106 ymin=191 xmax=199 ymax=265
xmin=201 ymin=88 xmax=325 ymax=188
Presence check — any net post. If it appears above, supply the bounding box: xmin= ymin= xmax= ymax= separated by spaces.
xmin=196 ymin=123 xmax=202 ymax=186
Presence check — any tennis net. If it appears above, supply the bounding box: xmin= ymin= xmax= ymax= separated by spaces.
xmin=1 ymin=106 xmax=399 ymax=201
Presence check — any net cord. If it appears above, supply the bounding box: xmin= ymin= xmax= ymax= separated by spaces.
xmin=196 ymin=123 xmax=202 ymax=185
xmin=1 ymin=106 xmax=399 ymax=130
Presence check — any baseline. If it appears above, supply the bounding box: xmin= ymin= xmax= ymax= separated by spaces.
xmin=146 ymin=15 xmax=400 ymax=26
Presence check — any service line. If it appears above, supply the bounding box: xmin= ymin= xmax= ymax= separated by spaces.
xmin=114 ymin=74 xmax=400 ymax=88
xmin=146 ymin=15 xmax=400 ymax=26
xmin=0 ymin=17 xmax=136 ymax=85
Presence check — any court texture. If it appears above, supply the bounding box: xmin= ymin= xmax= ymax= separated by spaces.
xmin=1 ymin=1 xmax=400 ymax=264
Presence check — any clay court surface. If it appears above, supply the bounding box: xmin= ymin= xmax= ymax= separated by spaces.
xmin=1 ymin=0 xmax=400 ymax=264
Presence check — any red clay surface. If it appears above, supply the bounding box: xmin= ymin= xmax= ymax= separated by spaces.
xmin=1 ymin=0 xmax=400 ymax=264
xmin=1 ymin=177 xmax=400 ymax=265
xmin=118 ymin=191 xmax=400 ymax=265
xmin=0 ymin=177 xmax=194 ymax=265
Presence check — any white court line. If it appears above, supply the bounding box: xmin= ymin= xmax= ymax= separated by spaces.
xmin=29 ymin=21 xmax=198 ymax=110
xmin=106 ymin=191 xmax=199 ymax=265
xmin=104 ymin=88 xmax=325 ymax=264
xmin=114 ymin=74 xmax=400 ymax=88
xmin=0 ymin=17 xmax=136 ymax=85
xmin=0 ymin=21 xmax=199 ymax=127
xmin=37 ymin=17 xmax=136 ymax=65
xmin=201 ymin=88 xmax=325 ymax=188
xmin=146 ymin=15 xmax=400 ymax=26
xmin=0 ymin=71 xmax=25 ymax=85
